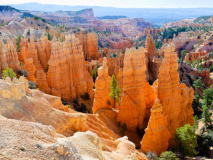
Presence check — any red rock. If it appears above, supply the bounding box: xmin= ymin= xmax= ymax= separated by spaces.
xmin=0 ymin=37 xmax=20 ymax=73
xmin=22 ymin=58 xmax=36 ymax=82
xmin=47 ymin=34 xmax=94 ymax=102
xmin=93 ymin=58 xmax=112 ymax=113
xmin=141 ymin=43 xmax=194 ymax=155
xmin=75 ymin=31 xmax=102 ymax=61
xmin=36 ymin=70 xmax=50 ymax=94
xmin=117 ymin=47 xmax=156 ymax=131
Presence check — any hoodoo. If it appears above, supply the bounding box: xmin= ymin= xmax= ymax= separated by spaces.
xmin=141 ymin=43 xmax=195 ymax=155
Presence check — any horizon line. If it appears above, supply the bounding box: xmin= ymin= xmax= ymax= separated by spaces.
xmin=5 ymin=2 xmax=213 ymax=9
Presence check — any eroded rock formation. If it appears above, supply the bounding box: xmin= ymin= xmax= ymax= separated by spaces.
xmin=185 ymin=52 xmax=209 ymax=62
xmin=47 ymin=35 xmax=94 ymax=102
xmin=145 ymin=28 xmax=162 ymax=83
xmin=19 ymin=34 xmax=94 ymax=105
xmin=93 ymin=58 xmax=112 ymax=113
xmin=117 ymin=47 xmax=156 ymax=131
xmin=75 ymin=31 xmax=102 ymax=61
xmin=22 ymin=58 xmax=36 ymax=82
xmin=141 ymin=43 xmax=194 ymax=155
xmin=0 ymin=77 xmax=147 ymax=160
xmin=0 ymin=37 xmax=20 ymax=73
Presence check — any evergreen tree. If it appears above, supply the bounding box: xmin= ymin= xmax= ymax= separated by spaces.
xmin=44 ymin=32 xmax=52 ymax=41
xmin=92 ymin=68 xmax=97 ymax=83
xmin=203 ymin=88 xmax=213 ymax=108
xmin=2 ymin=67 xmax=16 ymax=80
xmin=193 ymin=115 xmax=199 ymax=131
xmin=192 ymin=92 xmax=201 ymax=114
xmin=179 ymin=50 xmax=187 ymax=63
xmin=202 ymin=105 xmax=212 ymax=128
xmin=193 ymin=78 xmax=205 ymax=92
xmin=15 ymin=35 xmax=22 ymax=52
xmin=109 ymin=75 xmax=121 ymax=107
xmin=175 ymin=124 xmax=198 ymax=157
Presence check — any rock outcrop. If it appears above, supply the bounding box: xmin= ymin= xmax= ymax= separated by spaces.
xmin=144 ymin=28 xmax=162 ymax=83
xmin=75 ymin=31 xmax=102 ymax=61
xmin=22 ymin=58 xmax=36 ymax=82
xmin=27 ymin=36 xmax=44 ymax=71
xmin=141 ymin=43 xmax=195 ymax=155
xmin=117 ymin=47 xmax=156 ymax=131
xmin=0 ymin=77 xmax=147 ymax=160
xmin=179 ymin=62 xmax=213 ymax=89
xmin=185 ymin=52 xmax=209 ymax=62
xmin=19 ymin=34 xmax=94 ymax=104
xmin=93 ymin=58 xmax=112 ymax=113
xmin=36 ymin=69 xmax=50 ymax=94
xmin=47 ymin=35 xmax=94 ymax=102
xmin=0 ymin=37 xmax=20 ymax=73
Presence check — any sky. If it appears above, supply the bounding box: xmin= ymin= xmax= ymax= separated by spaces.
xmin=1 ymin=0 xmax=213 ymax=8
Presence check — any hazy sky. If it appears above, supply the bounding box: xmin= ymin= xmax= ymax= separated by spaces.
xmin=1 ymin=0 xmax=213 ymax=8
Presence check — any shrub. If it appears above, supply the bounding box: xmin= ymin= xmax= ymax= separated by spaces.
xmin=41 ymin=18 xmax=46 ymax=22
xmin=33 ymin=15 xmax=39 ymax=20
xmin=146 ymin=151 xmax=158 ymax=160
xmin=2 ymin=67 xmax=16 ymax=80
xmin=210 ymin=64 xmax=213 ymax=72
xmin=175 ymin=124 xmax=198 ymax=157
xmin=60 ymin=38 xmax=65 ymax=42
xmin=160 ymin=151 xmax=177 ymax=160
xmin=17 ymin=68 xmax=29 ymax=77
xmin=196 ymin=132 xmax=213 ymax=157
xmin=28 ymin=81 xmax=37 ymax=89
xmin=44 ymin=32 xmax=52 ymax=41
xmin=193 ymin=77 xmax=204 ymax=92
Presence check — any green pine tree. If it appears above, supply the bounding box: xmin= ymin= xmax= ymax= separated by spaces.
xmin=92 ymin=68 xmax=97 ymax=83
xmin=193 ymin=77 xmax=205 ymax=92
xmin=202 ymin=105 xmax=212 ymax=128
xmin=193 ymin=115 xmax=199 ymax=131
xmin=203 ymin=88 xmax=213 ymax=108
xmin=2 ymin=67 xmax=17 ymax=80
xmin=175 ymin=124 xmax=198 ymax=157
xmin=109 ymin=75 xmax=121 ymax=107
